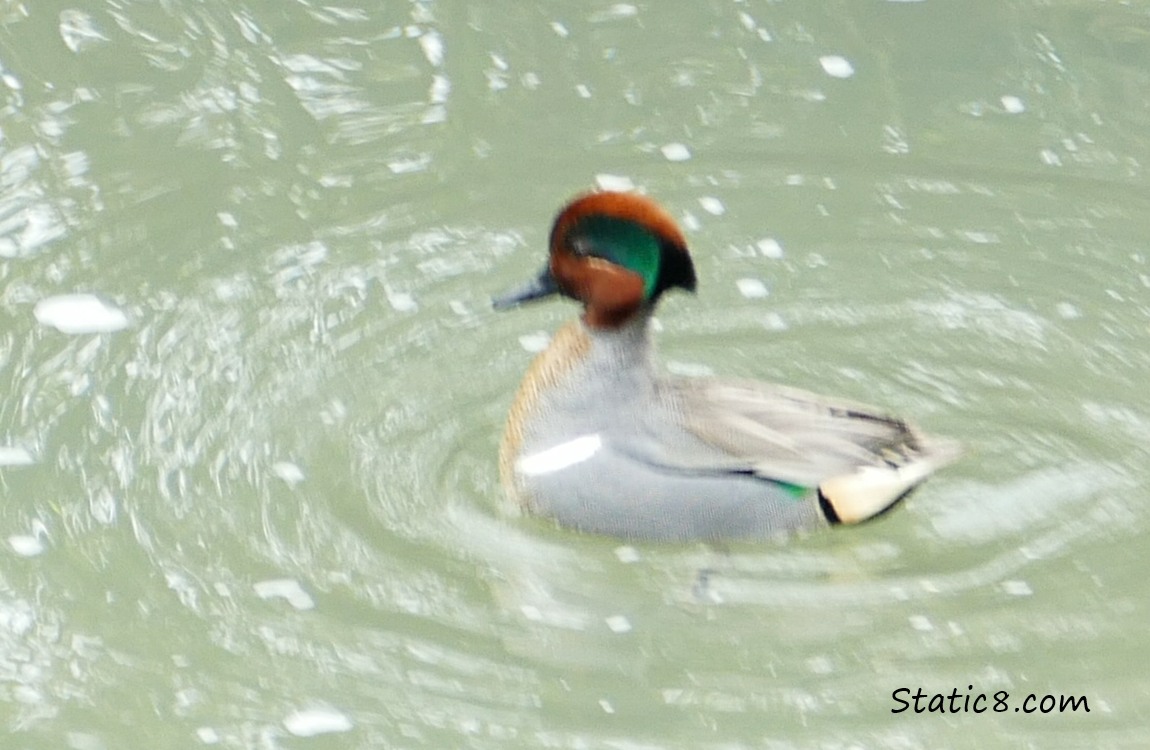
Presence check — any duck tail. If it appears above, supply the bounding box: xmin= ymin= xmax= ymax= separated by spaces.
xmin=817 ymin=437 xmax=961 ymax=525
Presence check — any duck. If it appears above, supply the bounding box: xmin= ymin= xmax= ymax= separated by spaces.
xmin=493 ymin=190 xmax=959 ymax=541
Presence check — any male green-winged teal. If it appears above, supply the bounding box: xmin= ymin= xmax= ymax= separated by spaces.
xmin=494 ymin=191 xmax=958 ymax=541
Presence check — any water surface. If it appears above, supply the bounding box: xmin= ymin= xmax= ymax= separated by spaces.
xmin=2 ymin=1 xmax=1149 ymax=748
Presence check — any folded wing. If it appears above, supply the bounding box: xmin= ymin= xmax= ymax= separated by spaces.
xmin=665 ymin=377 xmax=960 ymax=523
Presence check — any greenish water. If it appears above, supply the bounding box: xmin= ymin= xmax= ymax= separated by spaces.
xmin=2 ymin=1 xmax=1149 ymax=748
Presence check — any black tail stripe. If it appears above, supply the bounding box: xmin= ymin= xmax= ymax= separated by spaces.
xmin=817 ymin=487 xmax=841 ymax=525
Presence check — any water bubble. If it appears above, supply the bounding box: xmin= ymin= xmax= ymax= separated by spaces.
xmin=34 ymin=294 xmax=128 ymax=334
xmin=283 ymin=708 xmax=353 ymax=737
xmin=254 ymin=579 xmax=316 ymax=610
xmin=698 ymin=196 xmax=725 ymax=215
xmin=596 ymin=174 xmax=634 ymax=191
xmin=756 ymin=238 xmax=784 ymax=259
xmin=605 ymin=615 xmax=632 ymax=633
xmin=661 ymin=143 xmax=691 ymax=162
xmin=518 ymin=332 xmax=551 ymax=352
xmin=1001 ymin=95 xmax=1026 ymax=114
xmin=0 ymin=446 xmax=35 ymax=466
xmin=819 ymin=55 xmax=855 ymax=79
xmin=736 ymin=278 xmax=769 ymax=299
xmin=271 ymin=462 xmax=305 ymax=486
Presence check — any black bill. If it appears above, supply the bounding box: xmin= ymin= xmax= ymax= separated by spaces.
xmin=492 ymin=265 xmax=560 ymax=310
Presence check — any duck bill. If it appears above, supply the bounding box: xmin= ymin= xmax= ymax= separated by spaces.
xmin=492 ymin=265 xmax=560 ymax=310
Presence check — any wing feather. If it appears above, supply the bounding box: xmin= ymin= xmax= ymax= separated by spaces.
xmin=665 ymin=377 xmax=936 ymax=486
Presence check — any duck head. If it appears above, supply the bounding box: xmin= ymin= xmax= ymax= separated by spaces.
xmin=494 ymin=192 xmax=698 ymax=328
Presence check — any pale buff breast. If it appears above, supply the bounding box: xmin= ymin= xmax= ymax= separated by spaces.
xmin=498 ymin=320 xmax=592 ymax=508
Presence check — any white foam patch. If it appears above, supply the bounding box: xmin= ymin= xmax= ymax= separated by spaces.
xmin=698 ymin=196 xmax=725 ymax=215
xmin=385 ymin=289 xmax=418 ymax=312
xmin=195 ymin=727 xmax=221 ymax=744
xmin=429 ymin=74 xmax=450 ymax=103
xmin=761 ymin=312 xmax=788 ymax=331
xmin=960 ymin=230 xmax=999 ymax=245
xmin=661 ymin=143 xmax=691 ymax=162
xmin=254 ymin=579 xmax=315 ymax=610
xmin=1002 ymin=580 xmax=1032 ymax=596
xmin=9 ymin=535 xmax=45 ymax=557
xmin=596 ymin=174 xmax=635 ymax=191
xmin=271 ymin=461 xmax=305 ymax=485
xmin=605 ymin=615 xmax=632 ymax=633
xmin=34 ymin=294 xmax=128 ymax=334
xmin=387 ymin=154 xmax=430 ymax=174
xmin=819 ymin=55 xmax=855 ymax=78
xmin=614 ymin=545 xmax=640 ymax=563
xmin=908 ymin=614 xmax=933 ymax=632
xmin=0 ymin=446 xmax=34 ymax=466
xmin=736 ymin=278 xmax=769 ymax=299
xmin=1055 ymin=302 xmax=1081 ymax=320
xmin=283 ymin=708 xmax=353 ymax=737
xmin=518 ymin=332 xmax=551 ymax=353
xmin=516 ymin=434 xmax=602 ymax=476
xmin=590 ymin=3 xmax=638 ymax=22
xmin=756 ymin=237 xmax=784 ymax=259
xmin=1001 ymin=95 xmax=1025 ymax=114
xmin=418 ymin=31 xmax=444 ymax=67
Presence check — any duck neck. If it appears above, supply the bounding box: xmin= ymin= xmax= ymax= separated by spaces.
xmin=580 ymin=305 xmax=657 ymax=377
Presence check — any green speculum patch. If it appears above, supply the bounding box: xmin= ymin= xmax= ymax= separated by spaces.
xmin=575 ymin=215 xmax=662 ymax=299
xmin=774 ymin=480 xmax=809 ymax=499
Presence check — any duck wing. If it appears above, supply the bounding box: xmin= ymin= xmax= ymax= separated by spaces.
xmin=663 ymin=377 xmax=960 ymax=523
